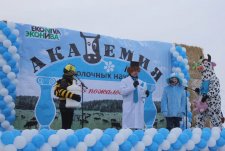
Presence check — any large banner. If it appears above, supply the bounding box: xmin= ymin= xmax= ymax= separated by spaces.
xmin=14 ymin=24 xmax=172 ymax=130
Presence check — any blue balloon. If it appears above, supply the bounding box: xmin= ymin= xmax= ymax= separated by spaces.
xmin=178 ymin=133 xmax=189 ymax=144
xmin=0 ymin=101 xmax=6 ymax=109
xmin=66 ymin=135 xmax=78 ymax=148
xmin=221 ymin=129 xmax=225 ymax=139
xmin=2 ymin=27 xmax=11 ymax=36
xmin=8 ymin=59 xmax=17 ymax=67
xmin=175 ymin=46 xmax=183 ymax=53
xmin=2 ymin=52 xmax=12 ymax=61
xmin=0 ymin=71 xmax=6 ymax=78
xmin=6 ymin=115 xmax=16 ymax=123
xmin=57 ymin=141 xmax=69 ymax=151
xmin=149 ymin=142 xmax=159 ymax=151
xmin=1 ymin=131 xmax=15 ymax=145
xmin=104 ymin=128 xmax=118 ymax=139
xmin=23 ymin=143 xmax=37 ymax=151
xmin=13 ymin=41 xmax=20 ymax=49
xmin=2 ymin=107 xmax=11 ymax=116
xmin=82 ymin=127 xmax=91 ymax=134
xmin=127 ymin=134 xmax=139 ymax=146
xmin=0 ymin=46 xmax=7 ymax=54
xmin=133 ymin=130 xmax=144 ymax=141
xmin=12 ymin=129 xmax=21 ymax=137
xmin=201 ymin=129 xmax=211 ymax=141
xmin=187 ymin=112 xmax=192 ymax=118
xmin=92 ymin=141 xmax=104 ymax=151
xmin=153 ymin=133 xmax=164 ymax=145
xmin=12 ymin=67 xmax=19 ymax=74
xmin=9 ymin=91 xmax=17 ymax=99
xmin=1 ymin=78 xmax=10 ymax=87
xmin=75 ymin=129 xmax=86 ymax=141
xmin=8 ymin=34 xmax=17 ymax=42
xmin=158 ymin=128 xmax=169 ymax=139
xmin=32 ymin=134 xmax=45 ymax=148
xmin=7 ymin=84 xmax=16 ymax=93
xmin=39 ymin=129 xmax=51 ymax=142
xmin=209 ymin=146 xmax=218 ymax=151
xmin=197 ymin=139 xmax=207 ymax=149
xmin=100 ymin=134 xmax=112 ymax=147
xmin=120 ymin=141 xmax=132 ymax=151
xmin=172 ymin=140 xmax=182 ymax=150
xmin=216 ymin=137 xmax=225 ymax=147
xmin=0 ymin=21 xmax=7 ymax=29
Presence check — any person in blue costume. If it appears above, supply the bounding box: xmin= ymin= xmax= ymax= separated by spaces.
xmin=161 ymin=73 xmax=186 ymax=130
xmin=120 ymin=61 xmax=149 ymax=129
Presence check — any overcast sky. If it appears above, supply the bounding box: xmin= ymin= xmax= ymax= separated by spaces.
xmin=1 ymin=0 xmax=225 ymax=114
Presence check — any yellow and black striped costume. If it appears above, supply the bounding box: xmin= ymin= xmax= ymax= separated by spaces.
xmin=54 ymin=79 xmax=74 ymax=100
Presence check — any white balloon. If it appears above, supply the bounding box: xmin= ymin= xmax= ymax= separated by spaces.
xmin=167 ymin=133 xmax=178 ymax=144
xmin=7 ymin=22 xmax=16 ymax=29
xmin=48 ymin=134 xmax=60 ymax=147
xmin=175 ymin=67 xmax=181 ymax=73
xmin=1 ymin=120 xmax=10 ymax=129
xmin=142 ymin=135 xmax=152 ymax=146
xmin=192 ymin=128 xmax=202 ymax=135
xmin=179 ymin=73 xmax=184 ymax=78
xmin=12 ymin=79 xmax=18 ymax=85
xmin=0 ymin=58 xmax=6 ymax=66
xmin=182 ymin=47 xmax=186 ymax=52
xmin=160 ymin=140 xmax=170 ymax=150
xmin=8 ymin=46 xmax=17 ymax=54
xmin=107 ymin=141 xmax=119 ymax=151
xmin=170 ymin=127 xmax=182 ymax=136
xmin=183 ymin=58 xmax=188 ymax=64
xmin=191 ymin=133 xmax=201 ymax=144
xmin=3 ymin=40 xmax=12 ymax=48
xmin=208 ymin=137 xmax=216 ymax=147
xmin=13 ymin=136 xmax=27 ymax=149
xmin=4 ymin=144 xmax=17 ymax=151
xmin=12 ymin=54 xmax=20 ymax=62
xmin=0 ymin=88 xmax=8 ymax=96
xmin=0 ymin=35 xmax=7 ymax=42
xmin=30 ymin=129 xmax=38 ymax=137
xmin=177 ymin=56 xmax=183 ymax=62
xmin=8 ymin=125 xmax=14 ymax=130
xmin=21 ymin=130 xmax=34 ymax=143
xmin=75 ymin=142 xmax=87 ymax=151
xmin=114 ymin=133 xmax=125 ymax=145
xmin=40 ymin=143 xmax=52 ymax=151
xmin=56 ymin=129 xmax=68 ymax=141
xmin=7 ymin=72 xmax=16 ymax=80
xmin=84 ymin=134 xmax=96 ymax=147
xmin=0 ymin=114 xmax=5 ymax=122
xmin=65 ymin=129 xmax=74 ymax=136
xmin=144 ymin=128 xmax=157 ymax=136
xmin=4 ymin=95 xmax=13 ymax=103
xmin=218 ymin=145 xmax=225 ymax=151
xmin=91 ymin=129 xmax=103 ymax=140
xmin=11 ymin=110 xmax=16 ymax=115
xmin=173 ymin=51 xmax=179 ymax=57
xmin=185 ymin=140 xmax=195 ymax=150
xmin=2 ymin=65 xmax=11 ymax=73
xmin=172 ymin=67 xmax=176 ymax=72
xmin=170 ymin=47 xmax=176 ymax=53
xmin=185 ymin=65 xmax=190 ymax=70
xmin=12 ymin=29 xmax=19 ymax=36
xmin=134 ymin=142 xmax=145 ymax=151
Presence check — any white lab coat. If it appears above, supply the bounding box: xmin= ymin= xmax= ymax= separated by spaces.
xmin=120 ymin=76 xmax=147 ymax=129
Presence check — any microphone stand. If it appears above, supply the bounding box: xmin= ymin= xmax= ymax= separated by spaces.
xmin=74 ymin=75 xmax=88 ymax=128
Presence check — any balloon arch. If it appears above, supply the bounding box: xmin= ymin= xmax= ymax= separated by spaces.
xmin=0 ymin=21 xmax=225 ymax=151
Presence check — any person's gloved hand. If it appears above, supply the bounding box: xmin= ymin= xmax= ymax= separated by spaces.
xmin=194 ymin=88 xmax=200 ymax=94
xmin=145 ymin=90 xmax=149 ymax=97
xmin=133 ymin=81 xmax=139 ymax=88
xmin=71 ymin=94 xmax=81 ymax=102
xmin=201 ymin=95 xmax=209 ymax=103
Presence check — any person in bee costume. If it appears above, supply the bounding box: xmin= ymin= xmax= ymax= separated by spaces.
xmin=54 ymin=64 xmax=81 ymax=129
xmin=120 ymin=61 xmax=149 ymax=129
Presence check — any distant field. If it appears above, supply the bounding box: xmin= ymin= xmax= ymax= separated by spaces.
xmin=14 ymin=109 xmax=166 ymax=130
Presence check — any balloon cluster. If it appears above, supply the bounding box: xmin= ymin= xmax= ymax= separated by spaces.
xmin=0 ymin=21 xmax=20 ymax=131
xmin=170 ymin=44 xmax=192 ymax=128
xmin=0 ymin=127 xmax=225 ymax=151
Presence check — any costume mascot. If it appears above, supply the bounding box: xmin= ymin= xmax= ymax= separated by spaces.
xmin=194 ymin=54 xmax=223 ymax=128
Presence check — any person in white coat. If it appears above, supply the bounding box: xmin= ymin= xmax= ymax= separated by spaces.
xmin=120 ymin=61 xmax=149 ymax=129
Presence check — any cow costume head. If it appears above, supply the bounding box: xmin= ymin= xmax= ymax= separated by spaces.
xmin=195 ymin=54 xmax=216 ymax=80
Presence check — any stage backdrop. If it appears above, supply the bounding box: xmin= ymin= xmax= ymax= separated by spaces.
xmin=14 ymin=23 xmax=172 ymax=130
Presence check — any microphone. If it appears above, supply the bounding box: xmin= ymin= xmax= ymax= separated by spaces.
xmin=74 ymin=74 xmax=88 ymax=89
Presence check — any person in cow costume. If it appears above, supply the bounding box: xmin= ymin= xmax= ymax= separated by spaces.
xmin=194 ymin=54 xmax=223 ymax=128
